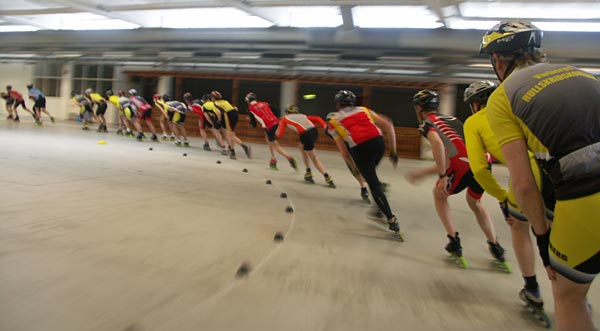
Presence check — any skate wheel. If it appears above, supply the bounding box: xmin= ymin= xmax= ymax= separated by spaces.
xmin=394 ymin=232 xmax=404 ymax=242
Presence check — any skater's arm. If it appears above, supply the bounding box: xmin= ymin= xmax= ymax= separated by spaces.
xmin=464 ymin=119 xmax=508 ymax=202
xmin=426 ymin=130 xmax=447 ymax=177
xmin=275 ymin=117 xmax=287 ymax=138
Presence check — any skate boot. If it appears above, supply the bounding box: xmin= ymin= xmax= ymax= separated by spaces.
xmin=269 ymin=159 xmax=278 ymax=170
xmin=97 ymin=125 xmax=103 ymax=132
xmin=6 ymin=114 xmax=13 ymax=120
xmin=519 ymin=288 xmax=551 ymax=327
xmin=229 ymin=149 xmax=237 ymax=160
xmin=151 ymin=134 xmax=158 ymax=142
xmin=14 ymin=116 xmax=20 ymax=122
xmin=169 ymin=135 xmax=175 ymax=141
xmin=136 ymin=132 xmax=144 ymax=141
xmin=242 ymin=144 xmax=252 ymax=159
xmin=116 ymin=129 xmax=123 ymax=135
xmin=203 ymin=143 xmax=211 ymax=151
xmin=488 ymin=240 xmax=511 ymax=273
xmin=175 ymin=140 xmax=182 ymax=146
xmin=288 ymin=157 xmax=298 ymax=171
xmin=367 ymin=207 xmax=385 ymax=221
xmin=126 ymin=130 xmax=134 ymax=138
xmin=220 ymin=149 xmax=229 ymax=156
xmin=324 ymin=174 xmax=335 ymax=188
xmin=304 ymin=171 xmax=315 ymax=184
xmin=161 ymin=134 xmax=168 ymax=141
xmin=446 ymin=232 xmax=467 ymax=268
xmin=360 ymin=187 xmax=370 ymax=203
xmin=103 ymin=125 xmax=108 ymax=133
xmin=183 ymin=140 xmax=189 ymax=147
xmin=50 ymin=116 xmax=55 ymax=124
xmin=387 ymin=216 xmax=404 ymax=241
xmin=82 ymin=123 xmax=89 ymax=130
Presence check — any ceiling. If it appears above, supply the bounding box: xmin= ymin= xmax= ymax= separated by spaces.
xmin=0 ymin=0 xmax=599 ymax=84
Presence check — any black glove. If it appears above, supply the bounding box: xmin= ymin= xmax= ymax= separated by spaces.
xmin=534 ymin=228 xmax=551 ymax=267
xmin=499 ymin=200 xmax=510 ymax=219
xmin=389 ymin=152 xmax=398 ymax=167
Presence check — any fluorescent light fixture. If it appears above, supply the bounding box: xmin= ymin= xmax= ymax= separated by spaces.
xmin=124 ymin=8 xmax=272 ymax=28
xmin=22 ymin=13 xmax=139 ymax=30
xmin=374 ymin=69 xmax=429 ymax=75
xmin=453 ymin=72 xmax=498 ymax=79
xmin=222 ymin=52 xmax=262 ymax=60
xmin=353 ymin=6 xmax=443 ymax=29
xmin=295 ymin=53 xmax=339 ymax=61
xmin=158 ymin=51 xmax=194 ymax=58
xmin=256 ymin=6 xmax=342 ymax=27
xmin=0 ymin=25 xmax=41 ymax=32
xmin=303 ymin=94 xmax=317 ymax=100
xmin=295 ymin=66 xmax=368 ymax=73
xmin=377 ymin=56 xmax=430 ymax=65
xmin=447 ymin=18 xmax=500 ymax=30
xmin=580 ymin=67 xmax=600 ymax=75
xmin=53 ymin=51 xmax=82 ymax=58
xmin=533 ymin=22 xmax=600 ymax=32
xmin=0 ymin=53 xmax=37 ymax=58
xmin=468 ymin=63 xmax=493 ymax=68
xmin=460 ymin=3 xmax=600 ymax=20
xmin=103 ymin=51 xmax=134 ymax=58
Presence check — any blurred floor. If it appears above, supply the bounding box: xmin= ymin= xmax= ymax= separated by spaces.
xmin=0 ymin=120 xmax=597 ymax=331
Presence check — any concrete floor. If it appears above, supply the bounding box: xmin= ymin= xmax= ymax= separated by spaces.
xmin=0 ymin=120 xmax=597 ymax=331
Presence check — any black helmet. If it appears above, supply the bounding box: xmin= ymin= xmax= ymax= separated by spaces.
xmin=210 ymin=90 xmax=222 ymax=100
xmin=183 ymin=92 xmax=192 ymax=100
xmin=464 ymin=80 xmax=497 ymax=104
xmin=106 ymin=90 xmax=113 ymax=97
xmin=412 ymin=90 xmax=439 ymax=110
xmin=480 ymin=20 xmax=542 ymax=55
xmin=6 ymin=85 xmax=12 ymax=90
xmin=245 ymin=92 xmax=257 ymax=103
xmin=162 ymin=94 xmax=172 ymax=102
xmin=70 ymin=90 xmax=79 ymax=97
xmin=26 ymin=84 xmax=33 ymax=90
xmin=334 ymin=90 xmax=356 ymax=107
xmin=201 ymin=94 xmax=212 ymax=102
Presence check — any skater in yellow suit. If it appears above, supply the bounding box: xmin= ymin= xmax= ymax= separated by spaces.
xmin=463 ymin=80 xmax=554 ymax=316
xmin=481 ymin=20 xmax=600 ymax=331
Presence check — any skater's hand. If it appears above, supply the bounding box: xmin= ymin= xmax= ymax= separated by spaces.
xmin=389 ymin=152 xmax=399 ymax=168
xmin=404 ymin=171 xmax=422 ymax=184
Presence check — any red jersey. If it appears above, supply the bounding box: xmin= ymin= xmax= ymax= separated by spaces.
xmin=248 ymin=101 xmax=278 ymax=130
xmin=326 ymin=106 xmax=382 ymax=148
xmin=276 ymin=113 xmax=326 ymax=138
xmin=9 ymin=90 xmax=24 ymax=102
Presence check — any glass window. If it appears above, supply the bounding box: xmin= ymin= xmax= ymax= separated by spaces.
xmin=370 ymin=87 xmax=420 ymax=128
xmin=238 ymin=80 xmax=280 ymax=115
xmin=297 ymin=83 xmax=360 ymax=118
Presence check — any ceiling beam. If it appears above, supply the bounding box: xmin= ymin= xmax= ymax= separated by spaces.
xmin=423 ymin=0 xmax=447 ymax=27
xmin=340 ymin=5 xmax=355 ymax=30
xmin=220 ymin=0 xmax=279 ymax=26
xmin=31 ymin=0 xmax=149 ymax=27
xmin=0 ymin=15 xmax=54 ymax=29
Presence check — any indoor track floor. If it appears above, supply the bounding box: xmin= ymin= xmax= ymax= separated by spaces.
xmin=1 ymin=120 xmax=598 ymax=331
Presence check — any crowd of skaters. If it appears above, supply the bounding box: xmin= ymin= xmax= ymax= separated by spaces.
xmin=2 ymin=20 xmax=598 ymax=331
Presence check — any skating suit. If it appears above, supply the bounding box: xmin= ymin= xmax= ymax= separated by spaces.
xmin=487 ymin=63 xmax=600 ymax=283
xmin=419 ymin=112 xmax=484 ymax=199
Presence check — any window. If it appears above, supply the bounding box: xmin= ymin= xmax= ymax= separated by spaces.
xmin=33 ymin=62 xmax=62 ymax=97
xmin=72 ymin=64 xmax=115 ymax=95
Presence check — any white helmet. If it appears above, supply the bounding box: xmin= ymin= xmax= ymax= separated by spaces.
xmin=128 ymin=89 xmax=137 ymax=96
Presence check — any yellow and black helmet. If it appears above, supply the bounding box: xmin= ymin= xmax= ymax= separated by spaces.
xmin=412 ymin=90 xmax=439 ymax=109
xmin=286 ymin=104 xmax=299 ymax=113
xmin=480 ymin=20 xmax=542 ymax=55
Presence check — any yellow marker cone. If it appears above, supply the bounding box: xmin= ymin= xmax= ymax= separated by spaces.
xmin=98 ymin=140 xmax=106 ymax=145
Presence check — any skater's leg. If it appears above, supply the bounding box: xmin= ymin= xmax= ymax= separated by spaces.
xmin=466 ymin=193 xmax=497 ymax=243
xmin=300 ymin=146 xmax=310 ymax=169
xmin=212 ymin=128 xmax=226 ymax=148
xmin=434 ymin=192 xmax=458 ymax=237
xmin=510 ymin=219 xmax=537 ymax=278
xmin=273 ymin=141 xmax=292 ymax=160
xmin=199 ymin=127 xmax=209 ymax=144
xmin=552 ymin=274 xmax=593 ymax=331
xmin=307 ymin=150 xmax=327 ymax=175
xmin=145 ymin=119 xmax=158 ymax=136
